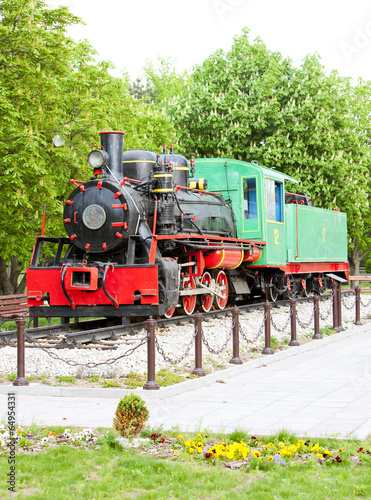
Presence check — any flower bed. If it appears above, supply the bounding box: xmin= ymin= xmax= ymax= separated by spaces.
xmin=146 ymin=431 xmax=371 ymax=471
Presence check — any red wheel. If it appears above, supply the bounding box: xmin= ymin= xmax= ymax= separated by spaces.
xmin=180 ymin=276 xmax=196 ymax=315
xmin=164 ymin=307 xmax=175 ymax=318
xmin=200 ymin=272 xmax=213 ymax=312
xmin=215 ymin=270 xmax=229 ymax=310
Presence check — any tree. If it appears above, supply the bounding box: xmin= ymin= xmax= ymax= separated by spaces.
xmin=128 ymin=77 xmax=157 ymax=103
xmin=0 ymin=0 xmax=177 ymax=295
xmin=164 ymin=28 xmax=371 ymax=274
xmin=143 ymin=56 xmax=189 ymax=105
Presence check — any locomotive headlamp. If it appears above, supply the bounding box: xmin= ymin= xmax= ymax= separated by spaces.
xmin=87 ymin=149 xmax=110 ymax=169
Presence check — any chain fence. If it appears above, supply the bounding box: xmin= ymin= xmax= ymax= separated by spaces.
xmin=239 ymin=315 xmax=265 ymax=345
xmin=3 ymin=287 xmax=371 ymax=381
xmin=21 ymin=331 xmax=147 ymax=368
xmin=360 ymin=295 xmax=371 ymax=308
xmin=319 ymin=295 xmax=333 ymax=321
xmin=201 ymin=322 xmax=233 ymax=355
xmin=270 ymin=309 xmax=291 ymax=334
xmin=155 ymin=328 xmax=196 ymax=365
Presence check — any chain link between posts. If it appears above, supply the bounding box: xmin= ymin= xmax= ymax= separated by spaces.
xmin=22 ymin=331 xmax=147 ymax=367
xmin=239 ymin=315 xmax=265 ymax=345
xmin=342 ymin=293 xmax=355 ymax=311
xmin=319 ymin=297 xmax=333 ymax=321
xmin=201 ymin=322 xmax=233 ymax=355
xmin=0 ymin=335 xmax=16 ymax=349
xmin=155 ymin=328 xmax=196 ymax=365
xmin=360 ymin=295 xmax=371 ymax=308
xmin=296 ymin=307 xmax=315 ymax=329
xmin=270 ymin=309 xmax=291 ymax=333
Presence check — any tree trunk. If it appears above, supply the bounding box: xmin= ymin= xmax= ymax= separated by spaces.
xmin=0 ymin=256 xmax=27 ymax=296
xmin=348 ymin=247 xmax=361 ymax=289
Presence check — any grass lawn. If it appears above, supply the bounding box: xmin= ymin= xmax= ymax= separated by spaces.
xmin=1 ymin=427 xmax=371 ymax=499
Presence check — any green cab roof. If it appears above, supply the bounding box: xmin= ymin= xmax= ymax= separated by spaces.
xmin=193 ymin=158 xmax=299 ymax=184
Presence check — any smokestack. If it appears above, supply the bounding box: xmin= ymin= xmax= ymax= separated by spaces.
xmin=99 ymin=131 xmax=125 ymax=182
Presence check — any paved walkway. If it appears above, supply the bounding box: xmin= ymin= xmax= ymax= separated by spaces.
xmin=1 ymin=323 xmax=371 ymax=439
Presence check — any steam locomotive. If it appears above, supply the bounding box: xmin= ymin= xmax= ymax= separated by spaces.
xmin=26 ymin=131 xmax=349 ymax=320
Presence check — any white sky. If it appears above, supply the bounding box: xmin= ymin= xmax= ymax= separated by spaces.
xmin=51 ymin=0 xmax=371 ymax=82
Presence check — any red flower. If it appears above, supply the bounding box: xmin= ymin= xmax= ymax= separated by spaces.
xmin=335 ymin=456 xmax=342 ymax=463
xmin=159 ymin=438 xmax=165 ymax=444
xmin=151 ymin=433 xmax=162 ymax=441
xmin=204 ymin=452 xmax=213 ymax=458
xmin=358 ymin=447 xmax=364 ymax=453
xmin=305 ymin=440 xmax=311 ymax=446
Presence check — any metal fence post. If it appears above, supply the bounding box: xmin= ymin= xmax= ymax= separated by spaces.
xmin=262 ymin=302 xmax=274 ymax=355
xmin=230 ymin=306 xmax=242 ymax=364
xmin=192 ymin=312 xmax=206 ymax=376
xmin=355 ymin=287 xmax=362 ymax=325
xmin=312 ymin=295 xmax=322 ymax=339
xmin=143 ymin=317 xmax=160 ymax=390
xmin=288 ymin=298 xmax=299 ymax=346
xmin=332 ymin=281 xmax=339 ymax=330
xmin=335 ymin=283 xmax=344 ymax=332
xmin=13 ymin=317 xmax=29 ymax=386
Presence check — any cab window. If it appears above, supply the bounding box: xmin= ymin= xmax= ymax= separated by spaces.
xmin=266 ymin=179 xmax=283 ymax=222
xmin=243 ymin=178 xmax=257 ymax=219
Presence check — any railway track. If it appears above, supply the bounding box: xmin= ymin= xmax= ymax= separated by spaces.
xmin=0 ymin=290 xmax=354 ymax=348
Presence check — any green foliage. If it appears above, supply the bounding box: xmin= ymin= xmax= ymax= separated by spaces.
xmin=128 ymin=77 xmax=157 ymax=103
xmin=0 ymin=0 xmax=177 ymax=294
xmin=113 ymin=393 xmax=149 ymax=438
xmin=365 ymin=259 xmax=371 ymax=274
xmin=227 ymin=428 xmax=249 ymax=443
xmin=89 ymin=376 xmax=99 ymax=383
xmin=58 ymin=376 xmax=75 ymax=384
xmin=156 ymin=368 xmax=186 ymax=386
xmin=163 ymin=27 xmax=371 ymax=272
xmin=123 ymin=371 xmax=146 ymax=389
xmin=101 ymin=379 xmax=121 ymax=388
xmin=6 ymin=373 xmax=16 ymax=382
xmin=143 ymin=56 xmax=189 ymax=105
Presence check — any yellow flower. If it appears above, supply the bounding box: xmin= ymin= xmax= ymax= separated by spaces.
xmin=178 ymin=435 xmax=184 ymax=440
xmin=197 ymin=433 xmax=203 ymax=440
xmin=188 ymin=448 xmax=195 ymax=454
xmin=16 ymin=429 xmax=22 ymax=434
xmin=226 ymin=450 xmax=234 ymax=459
xmin=184 ymin=440 xmax=195 ymax=448
xmin=297 ymin=440 xmax=305 ymax=446
xmin=317 ymin=454 xmax=323 ymax=459
xmin=173 ymin=450 xmax=178 ymax=455
xmin=268 ymin=442 xmax=275 ymax=449
xmin=267 ymin=455 xmax=273 ymax=462
xmin=263 ymin=445 xmax=268 ymax=451
xmin=49 ymin=431 xmax=56 ymax=436
xmin=278 ymin=441 xmax=285 ymax=448
xmin=323 ymin=450 xmax=332 ymax=456
xmin=252 ymin=450 xmax=261 ymax=458
xmin=338 ymin=448 xmax=343 ymax=453
xmin=311 ymin=444 xmax=320 ymax=452
xmin=197 ymin=442 xmax=203 ymax=448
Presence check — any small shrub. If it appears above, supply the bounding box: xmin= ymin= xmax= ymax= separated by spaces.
xmin=101 ymin=379 xmax=121 ymax=388
xmin=7 ymin=373 xmax=16 ymax=382
xmin=89 ymin=376 xmax=99 ymax=383
xmin=113 ymin=393 xmax=149 ymax=438
xmin=365 ymin=259 xmax=371 ymax=274
xmin=58 ymin=376 xmax=76 ymax=384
